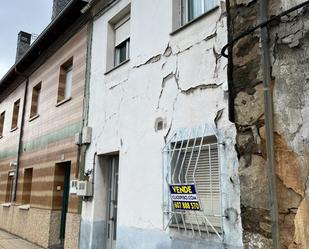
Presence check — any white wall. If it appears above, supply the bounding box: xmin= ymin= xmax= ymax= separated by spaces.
xmin=81 ymin=0 xmax=242 ymax=248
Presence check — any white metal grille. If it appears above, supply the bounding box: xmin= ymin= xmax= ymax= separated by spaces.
xmin=163 ymin=125 xmax=223 ymax=239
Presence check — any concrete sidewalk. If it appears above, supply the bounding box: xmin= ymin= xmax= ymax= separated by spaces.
xmin=0 ymin=229 xmax=44 ymax=249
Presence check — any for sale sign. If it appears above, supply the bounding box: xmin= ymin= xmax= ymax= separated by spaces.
xmin=169 ymin=184 xmax=201 ymax=211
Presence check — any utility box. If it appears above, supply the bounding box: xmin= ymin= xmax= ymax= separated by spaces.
xmin=82 ymin=127 xmax=92 ymax=144
xmin=77 ymin=180 xmax=93 ymax=197
xmin=70 ymin=180 xmax=78 ymax=195
xmin=74 ymin=132 xmax=82 ymax=145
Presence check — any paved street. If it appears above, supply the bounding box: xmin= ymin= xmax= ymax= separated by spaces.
xmin=0 ymin=230 xmax=44 ymax=249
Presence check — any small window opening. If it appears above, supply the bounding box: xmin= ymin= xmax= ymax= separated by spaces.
xmin=30 ymin=82 xmax=42 ymax=118
xmin=58 ymin=58 xmax=73 ymax=103
xmin=5 ymin=174 xmax=14 ymax=203
xmin=11 ymin=99 xmax=20 ymax=129
xmin=155 ymin=117 xmax=165 ymax=131
xmin=0 ymin=111 xmax=5 ymax=137
xmin=22 ymin=168 xmax=33 ymax=204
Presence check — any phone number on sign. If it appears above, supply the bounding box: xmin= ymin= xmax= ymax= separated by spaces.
xmin=173 ymin=201 xmax=200 ymax=210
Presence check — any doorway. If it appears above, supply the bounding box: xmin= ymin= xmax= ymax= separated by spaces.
xmin=54 ymin=161 xmax=71 ymax=245
xmin=106 ymin=156 xmax=119 ymax=249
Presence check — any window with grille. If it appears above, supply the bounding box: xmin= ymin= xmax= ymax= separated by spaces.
xmin=163 ymin=128 xmax=222 ymax=238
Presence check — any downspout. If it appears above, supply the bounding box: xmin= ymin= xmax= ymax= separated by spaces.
xmin=260 ymin=0 xmax=280 ymax=248
xmin=12 ymin=68 xmax=29 ymax=202
xmin=77 ymin=19 xmax=94 ymax=214
xmin=77 ymin=16 xmax=94 ymax=249
xmin=225 ymin=0 xmax=235 ymax=122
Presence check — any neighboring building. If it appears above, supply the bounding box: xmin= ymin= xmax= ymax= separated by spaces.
xmin=80 ymin=0 xmax=242 ymax=249
xmin=0 ymin=0 xmax=91 ymax=248
xmin=228 ymin=0 xmax=309 ymax=248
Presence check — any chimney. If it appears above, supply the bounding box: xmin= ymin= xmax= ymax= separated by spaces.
xmin=15 ymin=31 xmax=31 ymax=62
xmin=52 ymin=0 xmax=71 ymax=20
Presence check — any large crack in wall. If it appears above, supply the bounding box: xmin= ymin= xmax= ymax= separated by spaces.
xmin=229 ymin=0 xmax=309 ymax=248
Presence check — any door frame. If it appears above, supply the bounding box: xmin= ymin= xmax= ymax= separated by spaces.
xmin=56 ymin=161 xmax=71 ymax=243
xmin=106 ymin=155 xmax=119 ymax=249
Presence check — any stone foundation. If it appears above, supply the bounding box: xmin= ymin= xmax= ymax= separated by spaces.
xmin=0 ymin=206 xmax=80 ymax=248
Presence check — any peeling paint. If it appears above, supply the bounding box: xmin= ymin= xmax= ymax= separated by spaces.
xmin=214 ymin=109 xmax=224 ymax=127
xmin=133 ymin=54 xmax=162 ymax=68
xmin=82 ymin=0 xmax=241 ymax=248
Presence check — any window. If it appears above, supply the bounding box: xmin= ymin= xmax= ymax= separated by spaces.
xmin=115 ymin=39 xmax=130 ymax=66
xmin=0 ymin=111 xmax=5 ymax=137
xmin=163 ymin=130 xmax=222 ymax=237
xmin=57 ymin=58 xmax=73 ymax=103
xmin=5 ymin=173 xmax=14 ymax=203
xmin=11 ymin=99 xmax=20 ymax=130
xmin=30 ymin=82 xmax=41 ymax=118
xmin=114 ymin=16 xmax=130 ymax=66
xmin=106 ymin=5 xmax=131 ymax=71
xmin=22 ymin=168 xmax=33 ymax=204
xmin=181 ymin=0 xmax=217 ymax=25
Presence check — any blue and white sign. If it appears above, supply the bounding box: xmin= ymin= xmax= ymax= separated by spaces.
xmin=169 ymin=184 xmax=201 ymax=211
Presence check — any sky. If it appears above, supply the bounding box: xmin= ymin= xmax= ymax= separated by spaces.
xmin=0 ymin=0 xmax=53 ymax=79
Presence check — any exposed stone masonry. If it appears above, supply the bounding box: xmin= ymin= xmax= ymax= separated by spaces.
xmin=229 ymin=0 xmax=309 ymax=248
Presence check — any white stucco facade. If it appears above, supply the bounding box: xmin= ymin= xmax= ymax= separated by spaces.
xmin=80 ymin=0 xmax=243 ymax=248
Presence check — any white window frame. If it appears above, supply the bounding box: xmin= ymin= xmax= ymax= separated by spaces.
xmin=114 ymin=38 xmax=130 ymax=66
xmin=163 ymin=125 xmax=223 ymax=239
xmin=114 ymin=15 xmax=130 ymax=67
xmin=176 ymin=0 xmax=218 ymax=27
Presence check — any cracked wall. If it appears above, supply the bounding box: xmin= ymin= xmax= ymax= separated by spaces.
xmin=229 ymin=0 xmax=309 ymax=248
xmin=80 ymin=0 xmax=242 ymax=248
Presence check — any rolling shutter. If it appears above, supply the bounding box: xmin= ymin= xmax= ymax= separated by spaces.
xmin=115 ymin=16 xmax=130 ymax=47
xmin=181 ymin=143 xmax=221 ymax=227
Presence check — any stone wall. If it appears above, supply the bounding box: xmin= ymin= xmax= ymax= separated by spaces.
xmin=229 ymin=0 xmax=309 ymax=248
xmin=0 ymin=206 xmax=53 ymax=248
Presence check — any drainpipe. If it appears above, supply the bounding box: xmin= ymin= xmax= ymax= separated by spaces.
xmin=12 ymin=68 xmax=29 ymax=202
xmin=260 ymin=0 xmax=280 ymax=248
xmin=225 ymin=0 xmax=235 ymax=122
xmin=77 ymin=18 xmax=94 ymax=249
xmin=77 ymin=18 xmax=93 ymax=210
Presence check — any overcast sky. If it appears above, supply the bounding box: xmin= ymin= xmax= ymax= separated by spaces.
xmin=0 ymin=0 xmax=53 ymax=79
